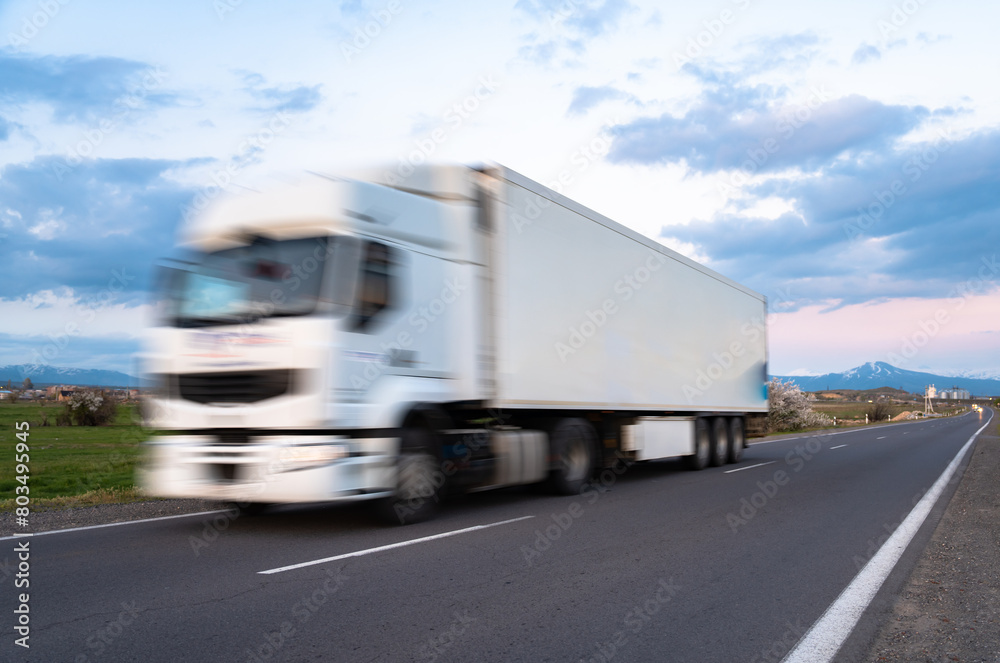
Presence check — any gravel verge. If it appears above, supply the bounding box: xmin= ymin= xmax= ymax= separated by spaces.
xmin=0 ymin=499 xmax=228 ymax=537
xmin=865 ymin=416 xmax=1000 ymax=662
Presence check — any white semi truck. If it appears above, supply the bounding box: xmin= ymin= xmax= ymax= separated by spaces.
xmin=139 ymin=164 xmax=768 ymax=523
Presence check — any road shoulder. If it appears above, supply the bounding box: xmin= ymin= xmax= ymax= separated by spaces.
xmin=865 ymin=416 xmax=1000 ymax=662
xmin=0 ymin=499 xmax=226 ymax=537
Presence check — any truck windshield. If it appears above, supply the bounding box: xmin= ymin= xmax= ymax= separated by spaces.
xmin=158 ymin=235 xmax=339 ymax=328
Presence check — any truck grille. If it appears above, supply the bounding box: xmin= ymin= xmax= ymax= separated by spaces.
xmin=175 ymin=370 xmax=293 ymax=404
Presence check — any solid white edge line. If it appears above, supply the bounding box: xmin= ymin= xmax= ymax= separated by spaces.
xmin=781 ymin=411 xmax=994 ymax=663
xmin=0 ymin=509 xmax=230 ymax=541
xmin=258 ymin=515 xmax=536 ymax=575
xmin=724 ymin=461 xmax=776 ymax=474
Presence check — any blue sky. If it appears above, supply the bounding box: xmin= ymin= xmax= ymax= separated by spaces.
xmin=1 ymin=0 xmax=998 ymax=378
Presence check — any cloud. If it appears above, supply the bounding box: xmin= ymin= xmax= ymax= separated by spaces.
xmin=916 ymin=32 xmax=950 ymax=46
xmin=567 ymin=84 xmax=634 ymax=116
xmin=515 ymin=0 xmax=637 ymax=64
xmin=337 ymin=0 xmax=368 ymax=18
xmin=732 ymin=32 xmax=822 ymax=76
xmin=852 ymin=43 xmax=881 ymax=64
xmin=561 ymin=0 xmax=635 ymax=38
xmin=655 ymin=128 xmax=1000 ymax=307
xmin=609 ymin=82 xmax=928 ymax=174
xmin=238 ymin=71 xmax=323 ymax=113
xmin=252 ymin=84 xmax=323 ymax=113
xmin=0 ymin=156 xmax=200 ymax=303
xmin=0 ymin=53 xmax=178 ymax=122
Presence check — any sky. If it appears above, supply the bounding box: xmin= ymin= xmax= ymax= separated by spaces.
xmin=1 ymin=0 xmax=998 ymax=379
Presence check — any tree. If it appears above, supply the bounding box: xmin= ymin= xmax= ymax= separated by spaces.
xmin=767 ymin=378 xmax=832 ymax=432
xmin=22 ymin=377 xmax=33 ymax=390
xmin=65 ymin=390 xmax=119 ymax=426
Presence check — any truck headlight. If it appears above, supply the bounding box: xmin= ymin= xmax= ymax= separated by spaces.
xmin=280 ymin=444 xmax=350 ymax=467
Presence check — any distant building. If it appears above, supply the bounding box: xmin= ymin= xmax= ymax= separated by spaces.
xmin=939 ymin=387 xmax=971 ymax=400
xmin=0 ymin=389 xmax=12 ymax=400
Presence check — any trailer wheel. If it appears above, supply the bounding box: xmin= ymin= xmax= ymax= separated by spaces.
xmin=548 ymin=418 xmax=597 ymax=495
xmin=686 ymin=418 xmax=711 ymax=470
xmin=377 ymin=428 xmax=443 ymax=525
xmin=726 ymin=418 xmax=745 ymax=464
xmin=709 ymin=417 xmax=728 ymax=467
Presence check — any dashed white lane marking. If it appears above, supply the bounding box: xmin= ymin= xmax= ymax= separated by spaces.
xmin=830 ymin=445 xmax=847 ymax=450
xmin=258 ymin=515 xmax=535 ymax=575
xmin=724 ymin=461 xmax=776 ymax=474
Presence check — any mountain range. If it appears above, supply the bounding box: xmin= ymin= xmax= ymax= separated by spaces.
xmin=0 ymin=365 xmax=144 ymax=388
xmin=2 ymin=360 xmax=998 ymax=396
xmin=772 ymin=361 xmax=1000 ymax=396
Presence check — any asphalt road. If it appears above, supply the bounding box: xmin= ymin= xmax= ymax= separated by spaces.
xmin=2 ymin=410 xmax=991 ymax=663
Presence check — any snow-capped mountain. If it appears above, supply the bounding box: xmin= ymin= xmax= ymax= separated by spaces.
xmin=0 ymin=365 xmax=143 ymax=388
xmin=937 ymin=368 xmax=1000 ymax=382
xmin=772 ymin=361 xmax=1000 ymax=396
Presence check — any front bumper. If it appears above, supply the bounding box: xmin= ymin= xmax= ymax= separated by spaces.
xmin=138 ymin=434 xmax=396 ymax=503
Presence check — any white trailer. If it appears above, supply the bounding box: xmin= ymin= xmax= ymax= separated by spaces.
xmin=139 ymin=164 xmax=768 ymax=522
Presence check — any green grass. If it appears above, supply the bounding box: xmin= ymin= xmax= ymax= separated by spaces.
xmin=0 ymin=401 xmax=150 ymax=510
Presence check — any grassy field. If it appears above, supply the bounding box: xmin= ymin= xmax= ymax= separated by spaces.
xmin=0 ymin=401 xmax=148 ymax=510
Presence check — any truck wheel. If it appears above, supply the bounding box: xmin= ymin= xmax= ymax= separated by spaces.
xmin=377 ymin=428 xmax=443 ymax=525
xmin=709 ymin=417 xmax=728 ymax=467
xmin=686 ymin=418 xmax=710 ymax=470
xmin=548 ymin=418 xmax=597 ymax=495
xmin=726 ymin=418 xmax=745 ymax=464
